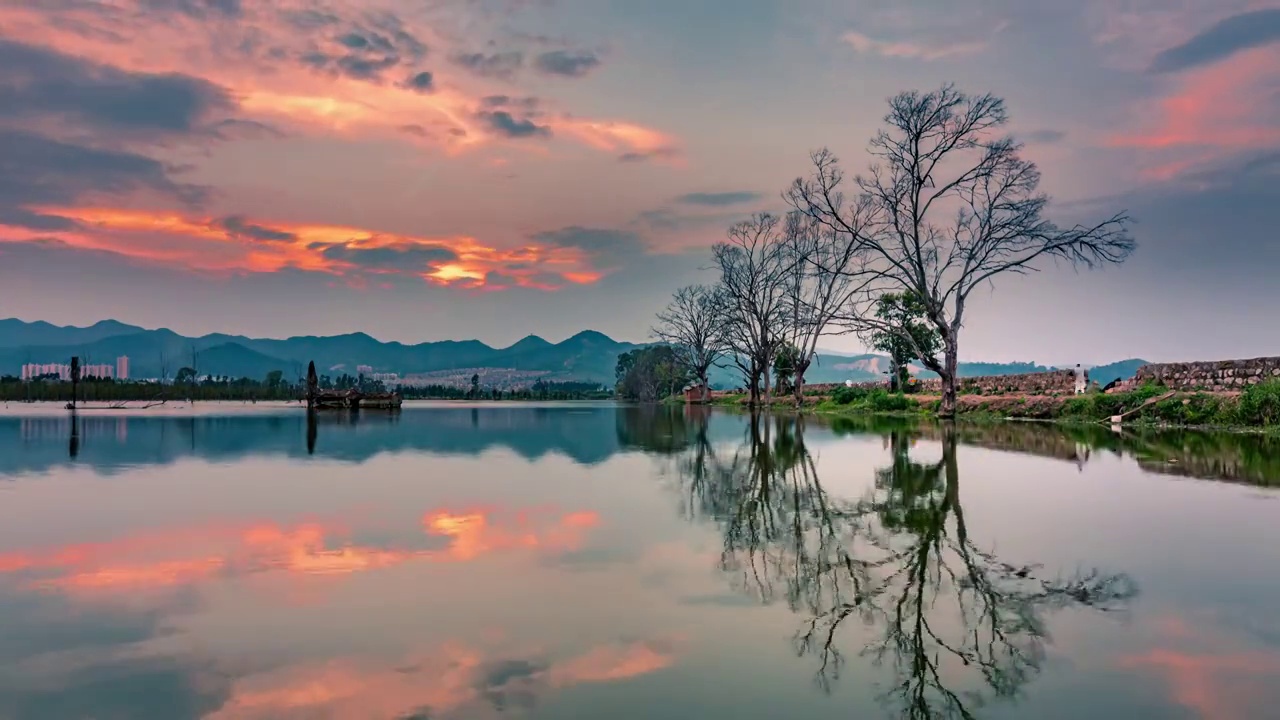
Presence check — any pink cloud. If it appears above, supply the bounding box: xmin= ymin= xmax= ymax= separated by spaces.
xmin=0 ymin=0 xmax=678 ymax=158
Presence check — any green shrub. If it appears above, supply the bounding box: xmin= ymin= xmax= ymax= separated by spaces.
xmin=1238 ymin=380 xmax=1280 ymax=426
xmin=868 ymin=390 xmax=913 ymax=412
xmin=831 ymin=386 xmax=869 ymax=405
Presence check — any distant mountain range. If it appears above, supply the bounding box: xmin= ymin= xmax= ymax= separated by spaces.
xmin=0 ymin=319 xmax=1149 ymax=388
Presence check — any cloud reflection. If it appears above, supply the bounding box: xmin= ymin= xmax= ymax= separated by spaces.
xmin=0 ymin=508 xmax=600 ymax=597
xmin=205 ymin=637 xmax=677 ymax=719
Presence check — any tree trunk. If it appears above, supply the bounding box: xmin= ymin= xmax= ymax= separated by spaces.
xmin=939 ymin=340 xmax=959 ymax=418
xmin=794 ymin=361 xmax=808 ymax=408
xmin=748 ymin=366 xmax=761 ymax=408
xmin=700 ymin=373 xmax=711 ymax=404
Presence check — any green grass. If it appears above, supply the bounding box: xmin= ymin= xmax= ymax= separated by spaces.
xmin=717 ymin=380 xmax=1280 ymax=431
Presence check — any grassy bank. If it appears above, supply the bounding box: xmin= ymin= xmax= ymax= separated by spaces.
xmin=710 ymin=380 xmax=1280 ymax=431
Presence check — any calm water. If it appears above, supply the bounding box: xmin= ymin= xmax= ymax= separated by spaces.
xmin=2 ymin=402 xmax=1279 ymax=720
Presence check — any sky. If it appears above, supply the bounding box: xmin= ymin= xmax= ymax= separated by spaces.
xmin=0 ymin=0 xmax=1277 ymax=364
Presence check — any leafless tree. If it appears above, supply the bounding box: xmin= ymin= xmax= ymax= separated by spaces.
xmin=713 ymin=213 xmax=791 ymax=407
xmin=778 ymin=211 xmax=876 ymax=406
xmin=787 ymin=85 xmax=1135 ymax=417
xmin=653 ymin=285 xmax=730 ymax=402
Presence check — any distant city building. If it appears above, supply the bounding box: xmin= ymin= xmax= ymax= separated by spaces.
xmin=82 ymin=363 xmax=114 ymax=379
xmin=371 ymin=372 xmax=400 ymax=386
xmin=356 ymin=365 xmax=374 ymax=375
xmin=19 ymin=356 xmax=128 ymax=381
xmin=20 ymin=363 xmax=71 ymax=381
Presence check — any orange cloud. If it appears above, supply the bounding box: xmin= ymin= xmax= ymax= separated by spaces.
xmin=0 ymin=206 xmax=607 ymax=290
xmin=0 ymin=1 xmax=677 ymax=157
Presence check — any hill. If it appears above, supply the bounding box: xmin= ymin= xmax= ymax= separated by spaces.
xmin=0 ymin=318 xmax=1151 ymax=388
xmin=0 ymin=319 xmax=144 ymax=349
xmin=0 ymin=319 xmax=640 ymax=386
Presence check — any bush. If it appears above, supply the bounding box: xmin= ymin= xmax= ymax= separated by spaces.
xmin=831 ymin=385 xmax=869 ymax=405
xmin=1238 ymin=380 xmax=1280 ymax=426
xmin=868 ymin=390 xmax=913 ymax=412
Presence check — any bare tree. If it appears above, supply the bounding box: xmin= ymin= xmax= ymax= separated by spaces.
xmin=778 ymin=211 xmax=875 ymax=406
xmin=653 ymin=285 xmax=729 ymax=403
xmin=713 ymin=213 xmax=791 ymax=407
xmin=788 ymin=85 xmax=1135 ymax=417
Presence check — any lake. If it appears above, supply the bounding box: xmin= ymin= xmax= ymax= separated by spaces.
xmin=1 ymin=402 xmax=1279 ymax=719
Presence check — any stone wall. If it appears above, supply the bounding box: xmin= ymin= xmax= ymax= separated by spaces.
xmin=917 ymin=370 xmax=1078 ymax=395
xmin=1131 ymin=357 xmax=1280 ymax=391
xmin=809 ymin=369 xmax=1078 ymax=396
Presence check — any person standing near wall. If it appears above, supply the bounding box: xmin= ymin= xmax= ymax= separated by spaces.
xmin=1073 ymin=364 xmax=1088 ymax=394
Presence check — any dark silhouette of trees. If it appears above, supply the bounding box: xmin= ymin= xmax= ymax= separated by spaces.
xmin=713 ymin=213 xmax=790 ymax=407
xmin=778 ymin=211 xmax=873 ymax=406
xmin=653 ymin=284 xmax=729 ymax=402
xmin=787 ymin=85 xmax=1135 ymax=417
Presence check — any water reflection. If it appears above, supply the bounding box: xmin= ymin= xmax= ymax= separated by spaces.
xmin=1 ymin=405 xmax=1278 ymax=718
xmin=652 ymin=412 xmax=1140 ymax=718
xmin=5 ymin=405 xmax=1278 ymax=488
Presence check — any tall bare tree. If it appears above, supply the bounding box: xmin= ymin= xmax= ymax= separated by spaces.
xmin=653 ymin=285 xmax=729 ymax=403
xmin=778 ymin=211 xmax=875 ymax=406
xmin=788 ymin=85 xmax=1135 ymax=417
xmin=713 ymin=213 xmax=790 ymax=407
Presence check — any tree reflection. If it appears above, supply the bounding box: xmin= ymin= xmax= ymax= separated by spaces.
xmin=668 ymin=415 xmax=1137 ymax=719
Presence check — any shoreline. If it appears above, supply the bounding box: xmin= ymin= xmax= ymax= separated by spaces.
xmin=705 ymin=384 xmax=1280 ymax=434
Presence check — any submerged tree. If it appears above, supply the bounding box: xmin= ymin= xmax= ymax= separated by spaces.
xmin=788 ymin=85 xmax=1135 ymax=417
xmin=653 ymin=285 xmax=730 ymax=402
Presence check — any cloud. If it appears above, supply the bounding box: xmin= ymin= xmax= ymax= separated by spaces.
xmin=321 ymin=244 xmax=459 ymax=272
xmin=481 ymin=95 xmax=539 ymax=111
xmin=450 ymin=50 xmax=524 ymax=79
xmin=213 ymin=216 xmax=297 ymax=243
xmin=0 ymin=39 xmax=233 ymax=136
xmin=477 ymin=110 xmax=551 ymax=139
xmin=1109 ymin=45 xmax=1280 ymax=152
xmin=841 ymin=30 xmax=988 ymax=61
xmin=675 ymin=191 xmax=762 ymax=206
xmin=405 ymin=70 xmax=434 ymax=92
xmin=0 ymin=130 xmax=206 ymax=231
xmin=1 ymin=206 xmax=607 ymax=291
xmin=618 ymin=147 xmax=681 ymax=163
xmin=1149 ymin=9 xmax=1280 ymax=73
xmin=278 ymin=8 xmax=339 ymax=30
xmin=534 ymin=50 xmax=601 ymax=77
xmin=531 ymin=226 xmax=645 ymax=270
xmin=0 ymin=4 xmax=675 ymax=158
xmin=140 ymin=0 xmax=242 ymax=18
xmin=1024 ymin=129 xmax=1067 ymax=144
